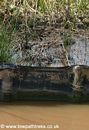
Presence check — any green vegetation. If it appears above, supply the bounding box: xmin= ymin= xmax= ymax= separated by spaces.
xmin=0 ymin=25 xmax=15 ymax=62
xmin=0 ymin=0 xmax=89 ymax=63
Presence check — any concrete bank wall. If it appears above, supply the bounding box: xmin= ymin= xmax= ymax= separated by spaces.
xmin=0 ymin=64 xmax=89 ymax=102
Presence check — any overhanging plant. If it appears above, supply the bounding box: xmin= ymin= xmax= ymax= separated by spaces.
xmin=0 ymin=25 xmax=13 ymax=63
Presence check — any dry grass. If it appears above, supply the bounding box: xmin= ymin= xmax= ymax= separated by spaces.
xmin=0 ymin=0 xmax=89 ymax=63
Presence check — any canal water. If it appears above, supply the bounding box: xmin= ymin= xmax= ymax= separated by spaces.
xmin=0 ymin=102 xmax=89 ymax=130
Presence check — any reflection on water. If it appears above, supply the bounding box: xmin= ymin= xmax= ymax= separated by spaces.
xmin=0 ymin=102 xmax=89 ymax=130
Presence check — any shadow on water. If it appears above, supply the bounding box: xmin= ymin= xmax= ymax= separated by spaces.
xmin=0 ymin=101 xmax=89 ymax=107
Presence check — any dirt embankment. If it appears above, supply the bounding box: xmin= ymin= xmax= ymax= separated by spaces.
xmin=12 ymin=18 xmax=89 ymax=67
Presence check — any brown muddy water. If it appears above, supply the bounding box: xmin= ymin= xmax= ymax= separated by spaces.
xmin=0 ymin=102 xmax=89 ymax=130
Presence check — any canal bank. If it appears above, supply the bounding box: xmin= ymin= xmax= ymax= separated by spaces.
xmin=0 ymin=64 xmax=89 ymax=102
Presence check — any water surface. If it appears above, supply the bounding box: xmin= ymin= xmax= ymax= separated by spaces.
xmin=0 ymin=102 xmax=89 ymax=130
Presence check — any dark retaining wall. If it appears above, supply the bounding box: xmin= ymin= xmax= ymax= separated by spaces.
xmin=0 ymin=64 xmax=89 ymax=102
